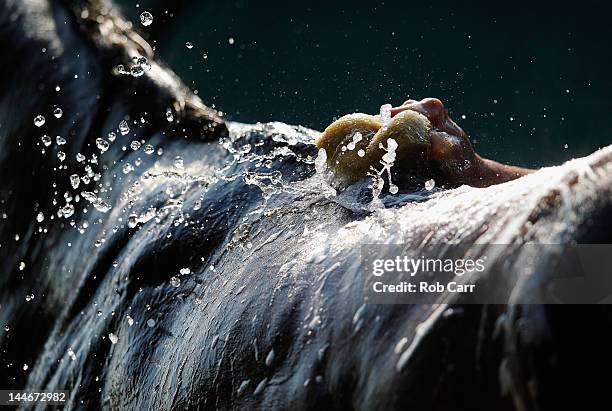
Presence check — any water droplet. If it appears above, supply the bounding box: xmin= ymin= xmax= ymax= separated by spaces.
xmin=67 ymin=347 xmax=77 ymax=361
xmin=108 ymin=333 xmax=118 ymax=344
xmin=389 ymin=184 xmax=398 ymax=194
xmin=185 ymin=42 xmax=193 ymax=49
xmin=127 ymin=315 xmax=134 ymax=326
xmin=119 ymin=120 xmax=130 ymax=135
xmin=76 ymin=153 xmax=86 ymax=162
xmin=70 ymin=174 xmax=80 ymax=189
xmin=179 ymin=268 xmax=191 ymax=275
xmin=169 ymin=276 xmax=180 ymax=287
xmin=146 ymin=318 xmax=156 ymax=328
xmin=53 ymin=107 xmax=63 ymax=118
xmin=127 ymin=214 xmax=138 ymax=228
xmin=202 ymin=53 xmax=208 ymax=59
xmin=228 ymin=37 xmax=235 ymax=45
xmin=107 ymin=131 xmax=117 ymax=142
xmin=122 ymin=163 xmax=134 ymax=174
xmin=22 ymin=364 xmax=28 ymax=371
xmin=130 ymin=141 xmax=141 ymax=150
xmin=424 ymin=179 xmax=435 ymax=191
xmin=165 ymin=107 xmax=174 ymax=122
xmin=36 ymin=212 xmax=44 ymax=223
xmin=174 ymin=156 xmax=184 ymax=169
xmin=57 ymin=151 xmax=66 ymax=162
xmin=18 ymin=261 xmax=26 ymax=271
xmin=56 ymin=136 xmax=66 ymax=145
xmin=140 ymin=11 xmax=153 ymax=26
xmin=59 ymin=204 xmax=75 ymax=218
xmin=96 ymin=138 xmax=109 ymax=153
xmin=41 ymin=135 xmax=52 ymax=146
xmin=25 ymin=293 xmax=34 ymax=302
xmin=564 ymin=143 xmax=568 ymax=149
xmin=144 ymin=144 xmax=155 ymax=154
xmin=34 ymin=115 xmax=45 ymax=127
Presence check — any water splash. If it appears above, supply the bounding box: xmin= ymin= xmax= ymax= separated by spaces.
xmin=379 ymin=104 xmax=392 ymax=129
xmin=81 ymin=191 xmax=111 ymax=213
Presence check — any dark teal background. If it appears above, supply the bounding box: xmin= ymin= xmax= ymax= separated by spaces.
xmin=116 ymin=0 xmax=612 ymax=168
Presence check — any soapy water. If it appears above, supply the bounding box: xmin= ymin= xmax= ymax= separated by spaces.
xmin=38 ymin=108 xmax=440 ymax=253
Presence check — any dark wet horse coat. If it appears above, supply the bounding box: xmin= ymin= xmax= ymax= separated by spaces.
xmin=2 ymin=1 xmax=612 ymax=410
